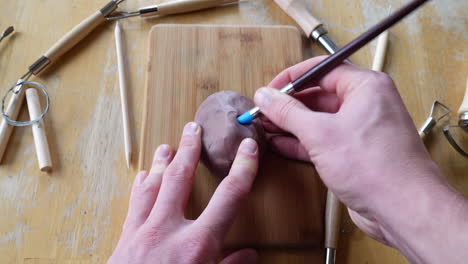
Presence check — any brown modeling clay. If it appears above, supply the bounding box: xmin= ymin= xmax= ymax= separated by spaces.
xmin=195 ymin=91 xmax=266 ymax=178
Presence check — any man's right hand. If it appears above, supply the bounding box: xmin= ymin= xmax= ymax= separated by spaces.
xmin=254 ymin=56 xmax=468 ymax=263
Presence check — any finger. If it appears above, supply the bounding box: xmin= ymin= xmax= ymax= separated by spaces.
xmin=123 ymin=145 xmax=174 ymax=232
xmin=295 ymin=88 xmax=341 ymax=113
xmin=268 ymin=56 xmax=370 ymax=98
xmin=149 ymin=122 xmax=202 ymax=221
xmin=220 ymin=249 xmax=258 ymax=264
xmin=254 ymin=87 xmax=332 ymax=147
xmin=196 ymin=138 xmax=259 ymax=237
xmin=269 ymin=136 xmax=310 ymax=162
xmin=260 ymin=117 xmax=288 ymax=134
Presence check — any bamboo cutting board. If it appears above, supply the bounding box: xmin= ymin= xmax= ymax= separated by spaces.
xmin=140 ymin=24 xmax=326 ymax=250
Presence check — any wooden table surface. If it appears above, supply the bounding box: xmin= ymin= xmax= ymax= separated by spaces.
xmin=0 ymin=0 xmax=466 ymax=263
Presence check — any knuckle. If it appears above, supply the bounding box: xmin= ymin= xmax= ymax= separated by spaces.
xmin=276 ymin=98 xmax=300 ymax=127
xmin=222 ymin=176 xmax=250 ymax=200
xmin=179 ymin=135 xmax=198 ymax=149
xmin=369 ymin=71 xmax=395 ymax=88
xmin=135 ymin=182 xmax=159 ymax=196
xmin=137 ymin=225 xmax=167 ymax=247
xmin=166 ymin=164 xmax=192 ymax=182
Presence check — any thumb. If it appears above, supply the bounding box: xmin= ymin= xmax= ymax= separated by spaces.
xmin=254 ymin=87 xmax=329 ymax=145
xmin=220 ymin=248 xmax=257 ymax=264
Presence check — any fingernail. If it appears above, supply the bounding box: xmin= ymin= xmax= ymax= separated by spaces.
xmin=184 ymin=122 xmax=199 ymax=135
xmin=254 ymin=87 xmax=273 ymax=108
xmin=240 ymin=138 xmax=258 ymax=154
xmin=155 ymin=144 xmax=171 ymax=161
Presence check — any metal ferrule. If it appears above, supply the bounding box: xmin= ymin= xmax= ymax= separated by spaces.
xmin=100 ymin=0 xmax=120 ymax=16
xmin=28 ymin=56 xmax=51 ymax=75
xmin=280 ymin=82 xmax=296 ymax=95
xmin=249 ymin=106 xmax=261 ymax=118
xmin=459 ymin=112 xmax=468 ymax=129
xmin=419 ymin=117 xmax=437 ymax=135
xmin=325 ymin=248 xmax=336 ymax=264
xmin=139 ymin=5 xmax=159 ymax=17
xmin=311 ymin=25 xmax=340 ymax=54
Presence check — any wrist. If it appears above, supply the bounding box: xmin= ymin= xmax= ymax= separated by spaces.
xmin=370 ymin=161 xmax=468 ymax=263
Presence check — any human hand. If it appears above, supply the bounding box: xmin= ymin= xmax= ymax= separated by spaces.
xmin=108 ymin=122 xmax=259 ymax=264
xmin=254 ymin=57 xmax=450 ymax=247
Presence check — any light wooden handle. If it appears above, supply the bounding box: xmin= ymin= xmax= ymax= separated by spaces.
xmin=26 ymin=88 xmax=52 ymax=172
xmin=274 ymin=0 xmax=322 ymax=37
xmin=0 ymin=81 xmax=26 ymax=163
xmin=458 ymin=77 xmax=468 ymax=116
xmin=156 ymin=0 xmax=238 ymax=16
xmin=325 ymin=190 xmax=342 ymax=249
xmin=43 ymin=10 xmax=106 ymax=65
xmin=372 ymin=31 xmax=389 ymax=72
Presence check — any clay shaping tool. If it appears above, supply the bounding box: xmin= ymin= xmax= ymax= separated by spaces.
xmin=1 ymin=0 xmax=240 ymax=163
xmin=106 ymin=0 xmax=239 ymax=20
xmin=26 ymin=88 xmax=52 ymax=172
xmin=114 ymin=22 xmax=132 ymax=168
xmin=274 ymin=0 xmax=339 ymax=54
xmin=0 ymin=0 xmax=125 ymax=163
xmin=418 ymin=101 xmax=450 ymax=140
xmin=0 ymin=26 xmax=14 ymax=42
xmin=443 ymin=77 xmax=468 ymax=157
xmin=238 ymin=0 xmax=430 ymax=125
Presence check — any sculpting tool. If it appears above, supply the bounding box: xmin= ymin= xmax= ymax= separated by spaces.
xmin=372 ymin=31 xmax=389 ymax=72
xmin=114 ymin=22 xmax=132 ymax=168
xmin=272 ymin=2 xmax=346 ymax=262
xmin=0 ymin=80 xmax=24 ymax=162
xmin=26 ymin=88 xmax=52 ymax=172
xmin=0 ymin=26 xmax=14 ymax=42
xmin=419 ymin=101 xmax=450 ymax=140
xmin=237 ymin=0 xmax=430 ymax=125
xmin=106 ymin=0 xmax=239 ymax=20
xmin=443 ymin=77 xmax=468 ymax=157
xmin=274 ymin=0 xmax=339 ymax=54
xmin=1 ymin=0 xmax=240 ymax=163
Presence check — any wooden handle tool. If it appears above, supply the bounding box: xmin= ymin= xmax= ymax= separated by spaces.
xmin=274 ymin=0 xmax=340 ymax=54
xmin=27 ymin=0 xmax=121 ymax=76
xmin=26 ymin=88 xmax=52 ymax=172
xmin=458 ymin=77 xmax=468 ymax=117
xmin=115 ymin=22 xmax=132 ymax=168
xmin=0 ymin=80 xmax=25 ymax=163
xmin=109 ymin=0 xmax=239 ymax=19
xmin=372 ymin=31 xmax=389 ymax=72
xmin=325 ymin=191 xmax=342 ymax=264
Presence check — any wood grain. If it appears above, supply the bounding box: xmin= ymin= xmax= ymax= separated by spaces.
xmin=0 ymin=0 xmax=466 ymax=263
xmin=140 ymin=24 xmax=326 ymax=251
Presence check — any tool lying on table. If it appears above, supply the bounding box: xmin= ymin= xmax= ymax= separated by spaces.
xmin=443 ymin=78 xmax=468 ymax=158
xmin=274 ymin=0 xmax=340 ymax=54
xmin=237 ymin=0 xmax=430 ymax=125
xmin=107 ymin=0 xmax=238 ymax=20
xmin=114 ymin=22 xmax=132 ymax=168
xmin=0 ymin=0 xmax=239 ymax=164
xmin=0 ymin=26 xmax=14 ymax=43
xmin=418 ymin=101 xmax=451 ymax=140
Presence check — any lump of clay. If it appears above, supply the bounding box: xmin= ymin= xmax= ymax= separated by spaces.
xmin=195 ymin=90 xmax=265 ymax=178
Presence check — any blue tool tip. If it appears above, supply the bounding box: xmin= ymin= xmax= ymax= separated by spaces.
xmin=237 ymin=112 xmax=254 ymax=125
